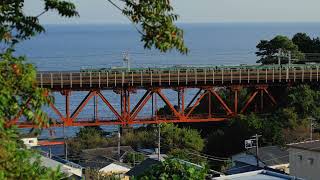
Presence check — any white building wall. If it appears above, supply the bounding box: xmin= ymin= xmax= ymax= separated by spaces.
xmin=289 ymin=148 xmax=320 ymax=180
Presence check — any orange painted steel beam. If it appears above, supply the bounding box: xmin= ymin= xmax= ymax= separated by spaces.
xmin=130 ymin=91 xmax=153 ymax=121
xmin=8 ymin=97 xmax=32 ymax=126
xmin=186 ymin=91 xmax=209 ymax=118
xmin=97 ymin=91 xmax=123 ymax=122
xmin=70 ymin=91 xmax=95 ymax=122
xmin=49 ymin=101 xmax=65 ymax=122
xmin=240 ymin=90 xmax=259 ymax=113
xmin=263 ymin=88 xmax=277 ymax=105
xmin=16 ymin=117 xmax=228 ymax=128
xmin=130 ymin=90 xmax=151 ymax=115
xmin=186 ymin=89 xmax=202 ymax=110
xmin=38 ymin=140 xmax=65 ymax=146
xmin=234 ymin=90 xmax=238 ymax=115
xmin=209 ymin=89 xmax=233 ymax=115
xmin=156 ymin=90 xmax=182 ymax=120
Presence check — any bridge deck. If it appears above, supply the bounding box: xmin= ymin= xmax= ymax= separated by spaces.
xmin=37 ymin=66 xmax=320 ymax=90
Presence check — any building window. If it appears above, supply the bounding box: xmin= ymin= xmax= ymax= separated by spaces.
xmin=308 ymin=158 xmax=314 ymax=165
xmin=297 ymin=155 xmax=302 ymax=161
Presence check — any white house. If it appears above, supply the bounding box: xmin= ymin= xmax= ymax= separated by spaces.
xmin=21 ymin=137 xmax=38 ymax=148
xmin=288 ymin=140 xmax=320 ymax=180
xmin=99 ymin=162 xmax=131 ymax=175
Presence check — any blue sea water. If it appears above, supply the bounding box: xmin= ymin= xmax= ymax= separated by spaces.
xmin=16 ymin=23 xmax=320 ymax=138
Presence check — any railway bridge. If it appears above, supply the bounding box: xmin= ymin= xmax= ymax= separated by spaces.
xmin=13 ymin=65 xmax=320 ymax=128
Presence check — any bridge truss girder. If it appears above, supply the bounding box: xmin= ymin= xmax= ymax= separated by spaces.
xmin=13 ymin=85 xmax=277 ymax=128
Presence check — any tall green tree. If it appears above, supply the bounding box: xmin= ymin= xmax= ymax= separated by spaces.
xmin=256 ymin=35 xmax=304 ymax=64
xmin=292 ymin=33 xmax=314 ymax=53
xmin=1 ymin=1 xmax=78 ymax=179
xmin=1 ymin=0 xmax=187 ymax=178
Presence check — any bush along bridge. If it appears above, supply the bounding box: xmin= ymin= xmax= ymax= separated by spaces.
xmin=12 ymin=64 xmax=320 ymax=128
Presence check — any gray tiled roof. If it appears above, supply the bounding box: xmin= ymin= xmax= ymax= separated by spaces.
xmin=288 ymin=140 xmax=320 ymax=152
xmin=247 ymin=146 xmax=289 ymax=166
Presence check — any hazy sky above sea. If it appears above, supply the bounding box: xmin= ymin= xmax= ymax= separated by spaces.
xmin=25 ymin=0 xmax=320 ymax=24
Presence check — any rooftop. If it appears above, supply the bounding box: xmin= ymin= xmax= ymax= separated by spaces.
xmin=232 ymin=146 xmax=289 ymax=167
xmin=79 ymin=146 xmax=134 ymax=169
xmin=213 ymin=170 xmax=303 ymax=180
xmin=287 ymin=140 xmax=320 ymax=152
xmin=125 ymin=158 xmax=160 ymax=177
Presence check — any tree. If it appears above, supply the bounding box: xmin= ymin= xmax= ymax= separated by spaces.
xmin=160 ymin=123 xmax=205 ymax=153
xmin=67 ymin=127 xmax=114 ymax=157
xmin=292 ymin=33 xmax=314 ymax=53
xmin=0 ymin=1 xmax=78 ymax=179
xmin=1 ymin=0 xmax=187 ymax=178
xmin=256 ymin=35 xmax=304 ymax=64
xmin=135 ymin=158 xmax=208 ymax=180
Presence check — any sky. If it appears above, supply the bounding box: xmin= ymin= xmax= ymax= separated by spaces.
xmin=24 ymin=0 xmax=320 ymax=24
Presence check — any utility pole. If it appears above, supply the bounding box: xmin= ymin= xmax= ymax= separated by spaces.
xmin=118 ymin=125 xmax=121 ymax=161
xmin=63 ymin=125 xmax=68 ymax=161
xmin=309 ymin=117 xmax=315 ymax=140
xmin=253 ymin=134 xmax=261 ymax=167
xmin=158 ymin=124 xmax=161 ymax=161
xmin=245 ymin=134 xmax=261 ymax=167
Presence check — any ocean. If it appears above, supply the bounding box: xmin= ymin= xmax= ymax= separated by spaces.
xmin=16 ymin=23 xmax=320 ymax=138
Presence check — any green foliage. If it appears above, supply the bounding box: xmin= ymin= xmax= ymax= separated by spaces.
xmin=0 ymin=117 xmax=65 ymax=179
xmin=121 ymin=129 xmax=156 ymax=149
xmin=292 ymin=33 xmax=320 ymax=53
xmin=0 ymin=0 xmax=78 ymax=48
xmin=123 ymin=152 xmax=146 ymax=166
xmin=84 ymin=168 xmax=121 ymax=180
xmin=161 ymin=123 xmax=204 ymax=153
xmin=123 ymin=0 xmax=188 ymax=54
xmin=135 ymin=158 xmax=208 ymax=180
xmin=0 ymin=1 xmax=78 ymax=179
xmin=68 ymin=127 xmax=113 ymax=156
xmin=167 ymin=148 xmax=207 ymax=165
xmin=287 ymin=85 xmax=320 ymax=119
xmin=0 ymin=50 xmax=52 ymax=127
xmin=256 ymin=35 xmax=304 ymax=64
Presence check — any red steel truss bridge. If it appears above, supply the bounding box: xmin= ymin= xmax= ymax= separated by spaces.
xmin=13 ymin=65 xmax=320 ymax=128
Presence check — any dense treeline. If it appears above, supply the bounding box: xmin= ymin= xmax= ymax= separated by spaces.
xmin=256 ymin=33 xmax=320 ymax=64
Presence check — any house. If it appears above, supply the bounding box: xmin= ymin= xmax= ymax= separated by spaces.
xmin=39 ymin=152 xmax=83 ymax=179
xmin=213 ymin=170 xmax=303 ymax=180
xmin=227 ymin=146 xmax=289 ymax=174
xmin=21 ymin=137 xmax=38 ymax=148
xmin=81 ymin=146 xmax=135 ymax=163
xmin=288 ymin=140 xmax=320 ymax=180
xmin=125 ymin=158 xmax=161 ymax=177
xmin=79 ymin=147 xmax=134 ymax=179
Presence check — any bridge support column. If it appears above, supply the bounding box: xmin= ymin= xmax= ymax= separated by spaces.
xmin=231 ymin=86 xmax=242 ymax=115
xmin=61 ymin=90 xmax=71 ymax=125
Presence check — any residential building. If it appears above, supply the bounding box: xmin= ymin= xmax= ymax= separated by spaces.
xmin=227 ymin=145 xmax=289 ymax=174
xmin=125 ymin=158 xmax=161 ymax=177
xmin=79 ymin=146 xmax=134 ymax=179
xmin=288 ymin=140 xmax=320 ymax=180
xmin=39 ymin=152 xmax=83 ymax=179
xmin=213 ymin=170 xmax=303 ymax=180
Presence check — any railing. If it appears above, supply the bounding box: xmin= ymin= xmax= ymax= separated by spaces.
xmin=37 ymin=66 xmax=320 ymax=89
